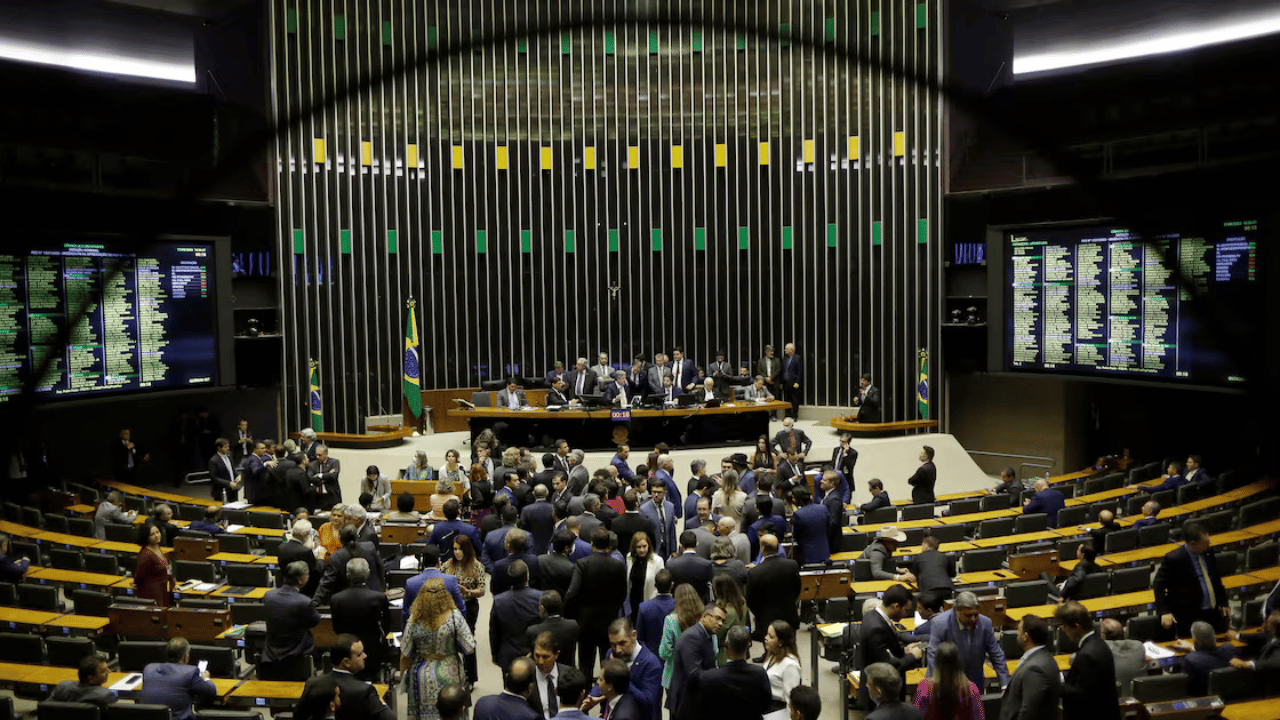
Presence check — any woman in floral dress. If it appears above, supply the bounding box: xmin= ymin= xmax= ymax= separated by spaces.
xmin=400 ymin=578 xmax=475 ymax=720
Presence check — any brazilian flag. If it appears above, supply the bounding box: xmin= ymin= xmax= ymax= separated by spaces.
xmin=309 ymin=361 xmax=324 ymax=432
xmin=403 ymin=299 xmax=422 ymax=418
xmin=917 ymin=348 xmax=929 ymax=420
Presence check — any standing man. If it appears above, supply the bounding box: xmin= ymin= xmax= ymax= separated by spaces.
xmin=756 ymin=346 xmax=782 ymax=418
xmin=780 ymin=343 xmax=802 ymax=419
xmin=528 ymin=632 xmax=574 ymax=719
xmin=926 ymin=591 xmax=1008 ymax=689
xmin=668 ymin=602 xmax=725 ymax=720
xmin=999 ymin=615 xmax=1061 ymax=720
xmin=1056 ymin=601 xmax=1119 ymax=720
xmin=653 ymin=456 xmax=683 ymax=519
xmin=612 ymin=490 xmax=657 ymax=555
xmin=261 ymin=561 xmax=321 ymax=681
xmin=136 ymin=638 xmax=217 ymax=720
xmin=745 ymin=534 xmax=800 ymax=658
xmin=308 ymin=444 xmax=341 ymax=506
xmin=671 ymin=347 xmax=698 ymax=393
xmin=582 ymin=618 xmax=664 ymax=720
xmin=852 ymin=374 xmax=882 ymax=424
xmin=829 ymin=433 xmax=857 ymax=503
xmin=232 ymin=418 xmax=253 ymax=466
xmin=207 ymin=438 xmax=241 ymax=503
xmin=771 ymin=418 xmax=813 ymax=462
xmin=566 ymin=529 xmax=628 ymax=676
xmin=639 ymin=481 xmax=678 ymax=558
xmin=527 ymin=593 xmax=580 ymax=671
xmin=611 ymin=445 xmax=635 ymax=484
xmin=593 ymin=659 xmax=645 ymax=720
xmin=911 ymin=536 xmax=957 ymax=608
xmin=112 ymin=428 xmax=149 ymax=483
xmin=647 ymin=354 xmax=672 ymax=395
xmin=706 ymin=351 xmax=733 ymax=397
xmin=240 ymin=442 xmax=276 ymax=507
xmin=907 ymin=446 xmax=937 ymax=505
xmin=857 ymin=584 xmax=923 ymax=708
xmin=520 ymin=485 xmax=557 ymax=555
xmin=628 ymin=358 xmax=650 ymax=399
xmin=473 ymin=657 xmax=540 ymax=720
xmin=688 ymin=626 xmax=772 ymax=719
xmin=490 ymin=561 xmax=543 ymax=671
xmin=666 ymin=531 xmax=715 ymax=602
xmin=820 ymin=472 xmax=847 ymax=552
xmin=591 ymin=353 xmax=614 ymax=389
xmin=789 ymin=487 xmax=831 ymax=565
xmin=567 ymin=358 xmax=598 ymax=400
xmin=330 ymin=558 xmax=390 ymax=681
xmin=1154 ymin=520 xmax=1229 ymax=637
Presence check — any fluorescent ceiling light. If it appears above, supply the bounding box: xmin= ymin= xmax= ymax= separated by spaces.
xmin=1014 ymin=13 xmax=1280 ymax=74
xmin=0 ymin=38 xmax=195 ymax=83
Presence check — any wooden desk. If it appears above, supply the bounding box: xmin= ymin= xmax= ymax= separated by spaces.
xmin=830 ymin=541 xmax=976 ymax=564
xmin=229 ymin=680 xmax=389 ymax=705
xmin=0 ymin=662 xmax=40 ymax=683
xmin=100 ymin=480 xmax=223 ymax=507
xmin=1221 ymin=698 xmax=1280 ymax=720
xmin=67 ymin=504 xmax=97 ymax=515
xmin=1224 ymin=574 xmax=1266 ymax=591
xmin=970 ymin=531 xmax=1062 ymax=549
xmin=32 ymin=531 xmax=100 ymax=548
xmin=892 ymin=491 xmax=980 ymax=507
xmin=0 ymin=607 xmax=63 ymax=630
xmin=847 ymin=518 xmax=941 ymax=534
xmin=0 ymin=520 xmax=39 ymax=537
xmin=44 ymin=614 xmax=112 ymax=634
xmin=1101 ymin=543 xmax=1179 ymax=566
xmin=1248 ymin=565 xmax=1280 ymax=582
xmin=91 ymin=540 xmax=173 ymax=556
xmin=1006 ymin=590 xmax=1156 ymax=623
xmin=955 ymin=570 xmax=1023 ymax=586
xmin=1065 ymin=486 xmax=1139 ymax=507
xmin=1246 ymin=518 xmax=1280 ymax=537
xmin=28 ymin=567 xmax=129 ymax=590
xmin=829 ymin=417 xmax=939 ymax=436
xmin=937 ymin=509 xmax=1019 ymax=526
xmin=211 ymin=586 xmax=269 ymax=601
xmin=208 ymin=552 xmax=263 ymax=564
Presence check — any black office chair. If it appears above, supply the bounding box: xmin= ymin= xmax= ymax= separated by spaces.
xmin=1013 ymin=514 xmax=1048 ymax=534
xmin=1138 ymin=522 xmax=1171 ymax=547
xmin=903 ymin=528 xmax=927 ymax=546
xmin=1207 ymin=667 xmax=1260 ymax=702
xmin=980 ymin=694 xmax=1002 ymax=720
xmin=1177 ymin=482 xmax=1212 ymax=505
xmin=1201 ymin=509 xmax=1236 ymax=534
xmin=213 ymin=534 xmax=252 ymax=554
xmin=1132 ymin=673 xmax=1188 ymax=703
xmin=0 ymin=632 xmax=44 ymax=662
xmin=106 ymin=705 xmax=172 ymax=720
xmin=1101 ymin=472 xmax=1126 ymax=491
xmin=1056 ymin=506 xmax=1088 ymax=528
xmin=1057 ymin=537 xmax=1087 ymax=562
xmin=38 ymin=702 xmax=100 ymax=720
xmin=948 ymin=499 xmax=981 ymax=516
xmin=387 ymin=570 xmax=418 ymax=590
xmin=1126 ymin=614 xmax=1162 ymax=642
xmin=1016 ymin=542 xmax=1054 ymax=555
xmin=838 ymin=532 xmax=869 ymax=553
xmin=999 ymin=630 xmax=1023 ymax=660
xmin=851 ymin=559 xmax=875 ymax=582
xmin=962 ymin=548 xmax=1007 ymax=573
xmin=1217 ymin=550 xmax=1240 ymax=576
xmin=981 ymin=493 xmax=1017 ymax=512
xmin=0 ymin=582 xmax=16 ymax=605
xmin=104 ymin=523 xmax=139 ymax=543
xmin=378 ymin=543 xmax=403 ymax=561
xmin=1240 ymin=599 xmax=1266 ymax=629
xmin=84 ymin=553 xmax=122 ymax=576
xmin=177 ymin=504 xmax=206 ymax=522
xmin=1089 ymin=501 xmax=1119 ymax=522
xmin=67 ymin=517 xmax=96 ymax=538
xmin=1241 ymin=498 xmax=1280 ymax=530
xmin=1 ymin=501 xmax=21 ymax=522
xmin=248 ymin=512 xmax=284 ymax=529
xmin=863 ymin=507 xmax=896 ymax=524
xmin=928 ymin=524 xmax=969 ymax=544
xmin=43 ymin=514 xmax=70 ymax=534
xmin=175 ymin=560 xmax=219 ymax=583
xmin=50 ymin=547 xmax=86 ymax=571
xmin=1057 ymin=484 xmax=1075 ymax=500
xmin=1076 ymin=573 xmax=1109 ymax=600
xmin=229 ymin=602 xmax=269 ymax=625
xmin=21 ymin=506 xmax=44 ymax=529
xmin=189 ymin=645 xmax=239 ymax=678
xmin=1004 ymin=580 xmax=1050 ymax=608
xmin=900 ymin=505 xmax=935 ymax=522
xmin=46 ymin=637 xmax=96 ymax=667
xmin=1151 ymin=490 xmax=1176 ymax=511
xmin=221 ymin=510 xmax=249 ymax=526
xmin=12 ymin=539 xmax=41 ymax=566
xmin=470 ymin=391 xmax=492 ymax=407
xmin=1125 ymin=495 xmax=1148 ymax=516
xmin=1082 ymin=478 xmax=1107 ymax=496
xmin=823 ymin=597 xmax=850 ymax=623
xmin=18 ymin=583 xmax=63 ymax=612
xmin=1054 ymin=626 xmax=1079 ymax=654
xmin=71 ymin=589 xmax=115 ymax=618
xmin=118 ymin=641 xmax=169 ymax=672
xmin=224 ymin=563 xmax=272 ymax=588
xmin=1104 ymin=528 xmax=1139 ymax=554
xmin=976 ymin=517 xmax=1014 ymax=539
xmin=1110 ymin=566 xmax=1150 ymax=594
xmin=260 ymin=539 xmax=283 ymax=557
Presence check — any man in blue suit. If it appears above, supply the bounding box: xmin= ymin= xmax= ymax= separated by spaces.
xmin=483 ymin=505 xmax=519 ymax=569
xmin=926 ymin=591 xmax=1009 ymax=688
xmin=492 ymin=529 xmax=542 ymax=596
xmin=490 ymin=562 xmax=543 ymax=671
xmin=789 ymin=487 xmax=831 ymax=565
xmin=1139 ymin=462 xmax=1188 ymax=494
xmin=639 ymin=480 xmax=678 ymax=558
xmin=779 ymin=342 xmax=803 ymax=419
xmin=746 ymin=496 xmax=789 ymax=559
xmin=636 ymin=570 xmax=675 ymax=659
xmin=403 ymin=545 xmax=465 ymax=618
xmin=611 ymin=444 xmax=635 ymax=483
xmin=1022 ymin=478 xmax=1066 ymax=528
xmin=136 ymin=638 xmax=217 ymax=720
xmin=428 ymin=499 xmax=481 ymax=559
xmin=583 ymin=618 xmax=665 ymax=720
xmin=474 ymin=656 xmax=540 ymax=720
xmin=820 ymin=472 xmax=848 ymax=551
xmin=670 ymin=347 xmax=699 ymax=392
xmin=593 ymin=659 xmax=645 ymax=720
xmin=520 ymin=485 xmax=557 ymax=555
xmin=683 ymin=477 xmax=716 ymax=531
xmin=653 ymin=455 xmax=683 ymax=520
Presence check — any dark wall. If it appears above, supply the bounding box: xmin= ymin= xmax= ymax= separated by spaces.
xmin=270 ymin=0 xmax=946 ymax=432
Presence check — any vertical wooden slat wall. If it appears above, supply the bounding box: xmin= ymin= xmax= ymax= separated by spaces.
xmin=271 ymin=0 xmax=943 ymax=433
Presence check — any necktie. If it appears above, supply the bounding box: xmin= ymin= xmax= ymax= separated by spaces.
xmin=577 ymin=374 xmax=584 ymax=395
xmin=127 ymin=444 xmax=134 ymax=468
xmin=546 ymin=675 xmax=558 ymax=717
xmin=657 ymin=504 xmax=666 ymax=551
xmin=789 ymin=433 xmax=797 ymax=452
xmin=602 ymin=699 xmax=611 ymax=720
xmin=1197 ymin=553 xmax=1217 ymax=608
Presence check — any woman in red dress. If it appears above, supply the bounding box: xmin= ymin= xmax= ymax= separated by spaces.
xmin=134 ymin=523 xmax=173 ymax=607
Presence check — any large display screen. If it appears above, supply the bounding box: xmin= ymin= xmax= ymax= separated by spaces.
xmin=1005 ymin=220 xmax=1259 ymax=385
xmin=0 ymin=241 xmax=220 ymax=401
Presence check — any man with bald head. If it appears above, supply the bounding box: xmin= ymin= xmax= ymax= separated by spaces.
xmin=716 ymin=516 xmax=750 ymax=564
xmin=520 ymin=484 xmax=556 ymax=555
xmin=1100 ymin=618 xmax=1146 ymax=696
xmin=745 ymin=533 xmax=800 ymax=651
xmin=1089 ymin=509 xmax=1122 ymax=547
xmin=1022 ymin=478 xmax=1066 ymax=528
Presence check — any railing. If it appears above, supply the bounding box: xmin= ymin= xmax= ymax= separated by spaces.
xmin=965 ymin=450 xmax=1057 ymax=479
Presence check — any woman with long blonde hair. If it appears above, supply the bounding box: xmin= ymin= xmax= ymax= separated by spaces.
xmin=401 ymin=578 xmax=475 ymax=718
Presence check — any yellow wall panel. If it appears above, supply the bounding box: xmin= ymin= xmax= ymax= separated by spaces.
xmin=671 ymin=145 xmax=683 ymax=168
xmin=360 ymin=141 xmax=372 ymax=165
xmin=452 ymin=146 xmax=465 ymax=169
xmin=313 ymin=138 xmax=325 ymax=163
xmin=495 ymin=146 xmax=509 ymax=170
xmin=893 ymin=131 xmax=905 ymax=157
xmin=758 ymin=141 xmax=770 ymax=165
xmin=715 ymin=143 xmax=728 ymax=167
xmin=848 ymin=136 xmax=859 ymax=161
xmin=406 ymin=144 xmax=418 ymax=167
xmin=583 ymin=146 xmax=596 ymax=170
xmin=628 ymin=146 xmax=640 ymax=169
xmin=802 ymin=139 xmax=815 ymax=163
xmin=541 ymin=147 xmax=554 ymax=170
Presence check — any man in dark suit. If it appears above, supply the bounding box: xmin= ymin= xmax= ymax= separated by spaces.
xmin=298 ymin=635 xmax=395 ymax=720
xmin=857 ymin=584 xmax=923 ymax=708
xmin=537 ymin=530 xmax=576 ymax=597
xmin=862 ymin=663 xmax=921 ymax=720
xmin=909 ymin=535 xmax=956 ymax=607
xmin=667 ymin=531 xmax=715 ymax=602
xmin=636 ymin=571 xmax=675 ymax=660
xmin=429 ymin=498 xmax=482 ymax=559
xmin=858 ymin=478 xmax=892 ymax=517
xmin=1022 ymin=478 xmax=1066 ymax=528
xmin=566 ymin=528 xmax=628 ymax=676
xmin=688 ymin=626 xmax=770 ymax=720
xmin=789 ymin=487 xmax=831 ymax=565
xmin=775 ymin=449 xmax=806 ymax=499
xmin=746 ymin=496 xmax=789 ymax=559
xmin=595 ymin=658 xmax=645 ymax=720
xmin=547 ymin=666 xmax=591 ymax=720
xmin=207 ymin=438 xmax=240 ymax=502
xmin=528 ymin=631 xmax=576 ymax=719
xmin=853 ymin=374 xmax=882 ymax=423
xmin=347 ymin=505 xmax=378 ymax=546
xmin=240 ymin=441 xmax=275 ymax=505
xmin=606 ymin=371 xmax=639 ymax=407
xmin=48 ymin=656 xmax=117 ymax=709
xmin=1000 ymin=614 xmax=1061 ymax=720
xmin=745 ymin=534 xmax=800 ymax=651
xmin=1056 ymin=601 xmax=1119 ymax=720
xmin=830 ymin=434 xmax=857 ymax=502
xmin=231 ymin=418 xmax=253 ymax=467
xmin=906 ymin=446 xmax=937 ymax=505
xmin=270 ymin=444 xmax=311 ymax=512
xmin=1229 ymin=610 xmax=1280 ymax=673
xmin=474 ymin=657 xmax=540 ymax=720
xmin=670 ymin=347 xmax=698 ymax=393
xmin=771 ymin=417 xmax=813 ymax=459
xmin=567 ymin=358 xmax=598 ymax=399
xmin=308 ymin=444 xmax=342 ymax=506
xmin=668 ymin=602 xmax=724 ymax=720
xmin=490 ymin=560 xmax=543 ymax=670
xmin=821 ymin=472 xmax=847 ymax=552
xmin=613 ymin=490 xmax=657 ymax=554
xmin=135 ymin=638 xmax=216 ymax=720
xmin=111 ymin=428 xmax=149 ymax=483
xmin=313 ymin=526 xmax=385 ymax=606
xmin=261 ymin=560 xmax=321 ymax=681
xmin=1154 ymin=520 xmax=1229 ymax=637
xmin=527 ymin=591 xmax=580 ymax=670
xmin=1056 ymin=543 xmax=1101 ymax=602
xmin=1089 ymin=510 xmax=1123 ymax=548
xmin=779 ymin=342 xmax=803 ymax=419
xmin=545 ymin=361 xmax=568 ymax=389
xmin=278 ymin=519 xmax=321 ymax=597
xmin=1183 ymin=620 xmax=1237 ymax=695
xmin=493 ymin=529 xmax=542 ymax=596
xmin=584 ymin=618 xmax=664 ymax=720
xmin=639 ymin=481 xmax=678 ymax=558
xmin=757 ymin=346 xmax=782 ymax=416
xmin=330 ymin=558 xmax=390 ymax=682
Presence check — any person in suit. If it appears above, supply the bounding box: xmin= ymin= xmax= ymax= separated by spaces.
xmin=779 ymin=343 xmax=802 ymax=419
xmin=1054 ymin=601 xmax=1119 ymax=720
xmin=146 ymin=503 xmax=181 ymax=546
xmin=667 ymin=531 xmax=715 ymax=601
xmin=990 ymin=467 xmax=1020 ymax=498
xmin=493 ymin=529 xmax=542 ymax=596
xmin=566 ymin=358 xmax=599 ymax=399
xmin=645 ymin=354 xmax=671 ymax=395
xmin=528 ymin=631 xmax=577 ymax=719
xmin=566 ymin=528 xmax=628 ymax=676
xmin=1055 ymin=543 xmax=1100 ymax=602
xmin=858 ymin=478 xmax=893 ymax=517
xmin=746 ymin=496 xmax=789 ymax=561
xmin=404 ymin=544 xmax=466 ymax=617
xmin=789 ymin=487 xmax=830 ymax=564
xmin=705 ymin=350 xmax=732 ymax=393
xmin=925 ymin=591 xmax=1008 ymax=688
xmin=111 ymin=428 xmax=149 ymax=482
xmin=1229 ymin=610 xmax=1280 ymax=673
xmin=474 ymin=656 xmax=540 ymax=720
xmin=1132 ymin=500 xmax=1161 ymax=529
xmin=669 ymin=347 xmax=698 ymax=393
xmin=330 ymin=558 xmax=390 ymax=681
xmin=745 ymin=534 xmax=801 ymax=652
xmin=272 ymin=443 xmax=312 ymax=512
xmin=591 ymin=352 xmax=614 ymax=385
xmin=858 ymin=584 xmax=924 ymax=708
xmin=207 ymin=438 xmax=241 ymax=502
xmin=639 ymin=481 xmax=678 ymax=558
xmin=862 ymin=663 xmax=923 ymax=720
xmin=999 ymin=614 xmax=1061 ymax=720
xmin=624 ymin=359 xmax=649 ymax=400
xmin=527 ymin=591 xmax=580 ymax=670
xmin=545 ymin=378 xmax=576 ymax=408
xmin=859 ymin=528 xmax=917 ymax=583
xmin=652 ymin=455 xmax=683 ymax=516
xmin=307 ymin=444 xmax=341 ymax=506
xmin=299 ymin=635 xmax=395 ymax=720
xmin=853 ymin=374 xmax=883 ymax=424
xmin=741 ymin=375 xmax=775 ymax=402
xmin=261 ymin=560 xmax=321 ymax=680
xmin=688 ymin=626 xmax=771 ymax=720
xmin=668 ymin=602 xmax=725 ymax=720
xmin=430 ymin=498 xmax=483 ymax=558
xmin=594 ymin=658 xmax=645 ymax=720
xmin=545 ymin=361 xmax=568 ymax=388
xmin=788 ymin=685 xmax=822 ymax=720
xmin=1185 ymin=455 xmax=1213 ymax=487
xmin=910 ymin=535 xmax=956 ymax=607
xmin=693 ymin=378 xmax=723 ymax=404
xmin=829 ymin=434 xmax=857 ymax=503
xmin=820 ymin=472 xmax=847 ymax=552
xmin=230 ymin=418 xmax=253 ymax=466
xmin=313 ymin=526 xmax=385 ymax=606
xmin=583 ymin=618 xmax=664 ymax=720
xmin=490 ymin=560 xmax=543 ymax=670
xmin=756 ymin=346 xmax=782 ymax=416
xmin=771 ymin=418 xmax=813 ymax=460
xmin=497 ymin=377 xmax=530 ymax=410
xmin=1154 ymin=520 xmax=1229 ymax=637
xmin=48 ymin=656 xmax=117 ymax=709
xmin=240 ymin=441 xmax=276 ymax=505
xmin=906 ymin=446 xmax=937 ymax=505
xmin=297 ymin=428 xmax=319 ymax=463
xmin=636 ymin=570 xmax=676 ymax=658
xmin=606 ymin=371 xmax=638 ymax=406
xmin=566 ymin=449 xmax=591 ymax=495
xmin=92 ymin=490 xmax=137 ymax=540
xmin=1022 ymin=479 xmax=1066 ymax=528
xmin=775 ymin=449 xmax=806 ymax=499
xmin=1138 ymin=461 xmax=1188 ymax=494
xmin=578 ymin=495 xmax=607 ymax=540
xmin=1182 ymin=620 xmax=1237 ymax=696
xmin=346 ymin=504 xmax=378 ymax=546
xmin=136 ymin=638 xmax=217 ymax=720
xmin=1099 ymin=618 xmax=1146 ymax=696
xmin=536 ymin=530 xmax=575 ymax=596
xmin=613 ymin=490 xmax=657 ymax=555
xmin=278 ymin=519 xmax=321 ymax=597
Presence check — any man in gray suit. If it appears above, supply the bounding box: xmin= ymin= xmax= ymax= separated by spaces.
xmin=497 ymin=378 xmax=529 ymax=410
xmin=48 ymin=656 xmax=118 ymax=709
xmin=590 ymin=353 xmax=614 ymax=390
xmin=261 ymin=561 xmax=322 ymax=680
xmin=647 ymin=353 xmax=672 ymax=393
xmin=999 ymin=614 xmax=1060 ymax=720
xmin=926 ymin=591 xmax=1009 ymax=688
xmin=567 ymin=450 xmax=590 ymax=495
xmin=863 ymin=663 xmax=922 ymax=720
xmin=741 ymin=375 xmax=775 ymax=402
xmin=93 ymin=491 xmax=137 ymax=540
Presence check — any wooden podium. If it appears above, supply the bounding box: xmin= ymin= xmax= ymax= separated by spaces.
xmin=1008 ymin=550 xmax=1061 ymax=580
xmin=800 ymin=569 xmax=852 ymax=601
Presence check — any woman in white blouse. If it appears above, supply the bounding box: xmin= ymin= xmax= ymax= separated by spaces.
xmin=763 ymin=620 xmax=802 ymax=718
xmin=711 ymin=469 xmax=746 ymax=524
xmin=624 ymin=532 xmax=664 ymax=625
xmin=438 ymin=449 xmax=469 ymax=493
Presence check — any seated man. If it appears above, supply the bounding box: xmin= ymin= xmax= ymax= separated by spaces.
xmin=988 ymin=467 xmax=1019 ymax=497
xmin=48 ymin=656 xmax=117 ymax=709
xmin=741 ymin=374 xmax=775 ymax=402
xmin=857 ymin=528 xmax=916 ymax=584
xmin=1132 ymin=501 xmax=1161 ymax=529
xmin=1022 ymin=479 xmax=1065 ymax=528
xmin=137 ymin=638 xmax=218 ymax=720
xmin=1089 ymin=510 xmax=1122 ymax=547
xmin=658 ymin=374 xmax=682 ymax=404
xmin=1182 ymin=620 xmax=1237 ymax=695
xmin=695 ymin=378 xmax=721 ymax=404
xmin=1052 ymin=543 xmax=1099 ymax=601
xmin=1139 ymin=462 xmax=1187 ymax=494
xmin=605 ymin=371 xmax=637 ymax=407
xmin=857 ymin=478 xmax=892 ymax=517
